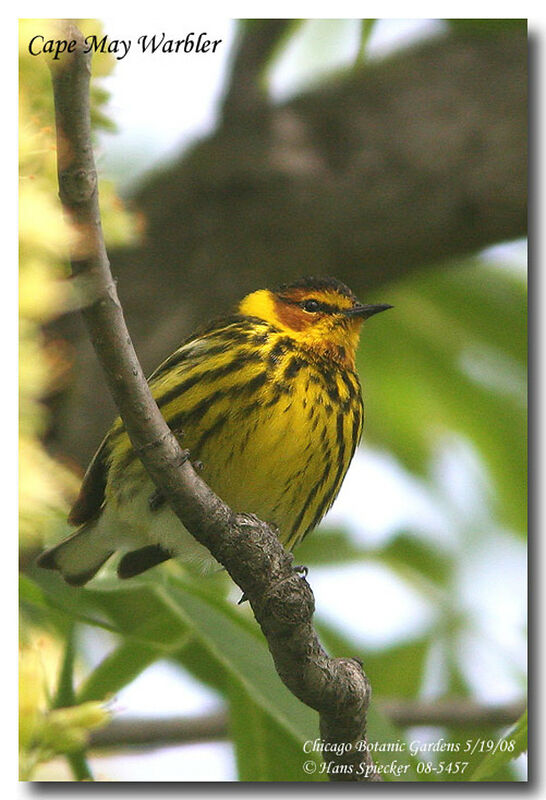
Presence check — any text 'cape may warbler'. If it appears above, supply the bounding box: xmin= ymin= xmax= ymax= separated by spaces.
xmin=38 ymin=277 xmax=391 ymax=585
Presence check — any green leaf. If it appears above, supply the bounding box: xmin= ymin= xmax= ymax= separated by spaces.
xmin=165 ymin=578 xmax=320 ymax=742
xmin=23 ymin=570 xmax=198 ymax=707
xmin=316 ymin=617 xmax=430 ymax=701
xmin=34 ymin=568 xmax=327 ymax=780
xmin=295 ymin=527 xmax=369 ymax=565
xmin=20 ymin=571 xmax=119 ymax=635
xmin=77 ymin=641 xmax=163 ymax=703
xmin=377 ymin=532 xmax=452 ymax=589
xmin=227 ymin=678 xmax=323 ymax=782
xmin=83 ymin=581 xmax=192 ymax=649
xmin=165 ymin=579 xmax=338 ymax=781
xmin=53 ymin=627 xmax=77 ymax=708
xmin=471 ymin=709 xmax=527 ymax=781
xmin=364 ymin=639 xmax=430 ymax=701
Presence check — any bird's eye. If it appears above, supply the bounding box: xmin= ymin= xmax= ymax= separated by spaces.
xmin=302 ymin=299 xmax=320 ymax=313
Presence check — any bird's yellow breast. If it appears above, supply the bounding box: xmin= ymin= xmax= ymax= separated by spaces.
xmin=105 ymin=318 xmax=363 ymax=550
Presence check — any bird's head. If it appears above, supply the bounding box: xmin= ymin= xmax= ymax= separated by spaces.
xmin=238 ymin=276 xmax=392 ymax=368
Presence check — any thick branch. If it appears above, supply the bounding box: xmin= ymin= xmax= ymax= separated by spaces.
xmin=49 ymin=23 xmax=379 ymax=782
xmin=221 ymin=20 xmax=297 ymax=124
xmin=124 ymin=26 xmax=526 ymax=298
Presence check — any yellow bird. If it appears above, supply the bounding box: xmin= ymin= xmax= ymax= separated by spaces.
xmin=38 ymin=276 xmax=391 ymax=585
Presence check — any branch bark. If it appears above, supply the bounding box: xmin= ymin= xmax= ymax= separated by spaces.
xmin=48 ymin=22 xmax=380 ymax=782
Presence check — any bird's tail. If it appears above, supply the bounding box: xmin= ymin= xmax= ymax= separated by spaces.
xmin=36 ymin=520 xmax=114 ymax=586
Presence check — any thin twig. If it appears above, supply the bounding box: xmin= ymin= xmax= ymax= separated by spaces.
xmin=379 ymin=699 xmax=527 ymax=729
xmin=88 ymin=700 xmax=527 ymax=751
xmin=48 ymin=22 xmax=379 ymax=782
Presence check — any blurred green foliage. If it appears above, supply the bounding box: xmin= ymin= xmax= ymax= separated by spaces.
xmin=18 ymin=18 xmax=137 ymax=780
xmin=447 ymin=19 xmax=527 ymax=35
xmin=360 ymin=258 xmax=527 ymax=535
xmin=19 ymin=18 xmax=527 ymax=782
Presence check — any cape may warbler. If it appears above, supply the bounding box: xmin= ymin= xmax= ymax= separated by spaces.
xmin=38 ymin=276 xmax=391 ymax=585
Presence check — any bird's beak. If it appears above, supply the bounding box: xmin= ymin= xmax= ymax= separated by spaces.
xmin=345 ymin=303 xmax=393 ymax=319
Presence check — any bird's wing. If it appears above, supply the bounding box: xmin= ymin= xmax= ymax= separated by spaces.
xmin=67 ymin=434 xmax=111 ymax=525
xmin=68 ymin=316 xmax=253 ymax=525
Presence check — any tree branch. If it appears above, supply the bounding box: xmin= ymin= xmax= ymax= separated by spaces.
xmin=128 ymin=27 xmax=526 ymax=295
xmin=88 ymin=700 xmax=526 ymax=751
xmin=378 ymin=698 xmax=527 ymax=729
xmin=53 ymin=26 xmax=526 ymax=461
xmin=220 ymin=19 xmax=298 ymax=124
xmin=49 ymin=22 xmax=380 ymax=782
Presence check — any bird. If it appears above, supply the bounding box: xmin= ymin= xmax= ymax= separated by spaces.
xmin=37 ymin=276 xmax=391 ymax=586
